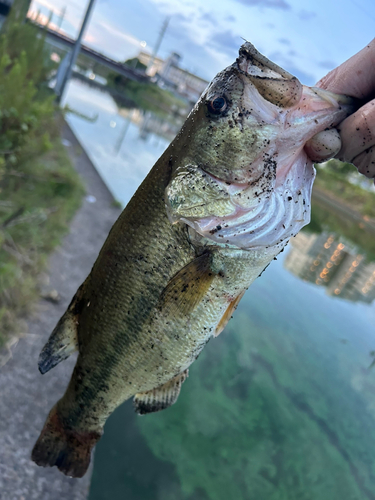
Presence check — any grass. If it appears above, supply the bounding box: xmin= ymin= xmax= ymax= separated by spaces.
xmin=0 ymin=116 xmax=84 ymax=347
xmin=310 ymin=160 xmax=375 ymax=261
xmin=107 ymin=75 xmax=188 ymax=118
xmin=314 ymin=161 xmax=375 ymax=219
xmin=308 ymin=200 xmax=375 ymax=262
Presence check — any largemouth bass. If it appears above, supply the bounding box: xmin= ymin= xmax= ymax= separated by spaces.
xmin=32 ymin=42 xmax=354 ymax=477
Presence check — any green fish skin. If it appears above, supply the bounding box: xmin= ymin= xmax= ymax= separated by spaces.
xmin=31 ymin=42 xmax=355 ymax=478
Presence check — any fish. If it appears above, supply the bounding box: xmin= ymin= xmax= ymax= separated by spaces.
xmin=31 ymin=42 xmax=355 ymax=478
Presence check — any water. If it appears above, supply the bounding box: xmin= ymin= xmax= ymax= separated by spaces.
xmin=63 ymin=79 xmax=170 ymax=207
xmin=64 ymin=79 xmax=375 ymax=500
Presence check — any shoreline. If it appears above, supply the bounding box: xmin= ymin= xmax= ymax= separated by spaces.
xmin=312 ymin=186 xmax=375 ymax=234
xmin=0 ymin=121 xmax=121 ymax=499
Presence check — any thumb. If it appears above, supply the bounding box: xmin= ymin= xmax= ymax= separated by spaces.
xmin=304 ymin=129 xmax=342 ymax=162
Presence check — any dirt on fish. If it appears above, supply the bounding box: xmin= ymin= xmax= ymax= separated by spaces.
xmin=31 ymin=42 xmax=355 ymax=478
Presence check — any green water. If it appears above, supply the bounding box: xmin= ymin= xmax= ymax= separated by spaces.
xmin=88 ymin=212 xmax=375 ymax=500
xmin=62 ymin=79 xmax=375 ymax=500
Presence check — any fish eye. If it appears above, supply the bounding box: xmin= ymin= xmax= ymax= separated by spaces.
xmin=207 ymin=95 xmax=227 ymax=114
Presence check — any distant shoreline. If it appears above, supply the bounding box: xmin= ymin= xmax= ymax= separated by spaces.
xmin=312 ymin=187 xmax=375 ymax=235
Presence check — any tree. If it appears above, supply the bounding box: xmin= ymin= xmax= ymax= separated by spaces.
xmin=123 ymin=57 xmax=147 ymax=72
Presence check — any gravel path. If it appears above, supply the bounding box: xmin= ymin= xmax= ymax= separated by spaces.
xmin=0 ymin=123 xmax=121 ymax=500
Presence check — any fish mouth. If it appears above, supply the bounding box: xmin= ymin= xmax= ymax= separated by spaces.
xmin=238 ymin=43 xmax=356 ymax=112
xmin=237 ymin=42 xmax=303 ymax=109
xmin=187 ymin=160 xmax=314 ymax=250
xmin=238 ymin=42 xmax=297 ymax=82
xmin=167 ymin=43 xmax=357 ymax=252
xmin=166 ymin=161 xmax=315 ymax=252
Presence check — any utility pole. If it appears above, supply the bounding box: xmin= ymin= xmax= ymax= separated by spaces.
xmin=57 ymin=5 xmax=66 ymax=31
xmin=55 ymin=0 xmax=96 ymax=103
xmin=146 ymin=16 xmax=170 ymax=76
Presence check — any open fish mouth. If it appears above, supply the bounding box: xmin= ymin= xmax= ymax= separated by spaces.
xmin=166 ymin=157 xmax=314 ymax=251
xmin=165 ymin=42 xmax=356 ymax=251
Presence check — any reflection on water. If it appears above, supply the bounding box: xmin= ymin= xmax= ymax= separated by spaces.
xmin=286 ymin=230 xmax=375 ymax=303
xmin=62 ymin=79 xmax=375 ymax=500
xmin=63 ymin=79 xmax=172 ymax=207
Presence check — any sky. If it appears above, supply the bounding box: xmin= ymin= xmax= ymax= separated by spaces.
xmin=29 ymin=0 xmax=375 ymax=85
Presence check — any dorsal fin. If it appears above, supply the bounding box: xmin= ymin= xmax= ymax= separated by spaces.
xmin=133 ymin=370 xmax=189 ymax=415
xmin=38 ymin=283 xmax=86 ymax=374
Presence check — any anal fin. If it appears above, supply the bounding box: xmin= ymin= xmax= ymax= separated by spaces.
xmin=133 ymin=369 xmax=189 ymax=415
xmin=214 ymin=290 xmax=245 ymax=337
xmin=38 ymin=283 xmax=85 ymax=374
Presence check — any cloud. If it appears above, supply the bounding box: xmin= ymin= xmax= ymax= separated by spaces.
xmin=318 ymin=60 xmax=336 ymax=70
xmin=235 ymin=0 xmax=291 ymax=10
xmin=278 ymin=38 xmax=290 ymax=45
xmin=209 ymin=30 xmax=243 ymax=57
xmin=85 ymin=19 xmax=143 ymax=60
xmin=298 ymin=9 xmax=317 ymax=20
xmin=285 ymin=66 xmax=315 ymax=86
xmin=169 ymin=12 xmax=190 ymax=23
xmin=28 ymin=9 xmax=77 ymax=36
xmin=268 ymin=51 xmax=315 ymax=85
xmin=200 ymin=12 xmax=218 ymax=25
xmin=30 ymin=0 xmax=90 ymax=37
xmin=143 ymin=9 xmax=237 ymax=79
xmin=138 ymin=11 xmax=219 ymax=79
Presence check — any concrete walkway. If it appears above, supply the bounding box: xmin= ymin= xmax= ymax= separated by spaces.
xmin=0 ymin=123 xmax=121 ymax=500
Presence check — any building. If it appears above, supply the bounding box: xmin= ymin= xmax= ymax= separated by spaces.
xmin=327 ymin=256 xmax=375 ymax=303
xmin=138 ymin=50 xmax=209 ymax=103
xmin=284 ymin=231 xmax=375 ymax=304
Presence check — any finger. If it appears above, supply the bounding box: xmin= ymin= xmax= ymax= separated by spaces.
xmin=336 ymin=99 xmax=375 ymax=162
xmin=352 ymin=146 xmax=375 ymax=179
xmin=304 ymin=129 xmax=342 ymax=162
xmin=316 ymin=38 xmax=375 ymax=99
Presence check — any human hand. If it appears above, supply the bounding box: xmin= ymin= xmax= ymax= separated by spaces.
xmin=315 ymin=38 xmax=375 ymax=181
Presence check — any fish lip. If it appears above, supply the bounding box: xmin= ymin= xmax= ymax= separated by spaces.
xmin=236 ymin=43 xmax=304 ymax=110
xmin=238 ymin=43 xmax=356 ymax=107
xmin=238 ymin=42 xmax=295 ymax=81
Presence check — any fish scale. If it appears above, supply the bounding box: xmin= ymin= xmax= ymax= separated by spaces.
xmin=31 ymin=42 xmax=356 ymax=478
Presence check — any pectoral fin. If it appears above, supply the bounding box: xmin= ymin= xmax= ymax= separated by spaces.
xmin=214 ymin=291 xmax=245 ymax=337
xmin=134 ymin=370 xmax=189 ymax=415
xmin=159 ymin=252 xmax=215 ymax=316
xmin=38 ymin=283 xmax=85 ymax=374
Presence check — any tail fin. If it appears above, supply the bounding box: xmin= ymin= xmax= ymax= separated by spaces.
xmin=31 ymin=406 xmax=101 ymax=478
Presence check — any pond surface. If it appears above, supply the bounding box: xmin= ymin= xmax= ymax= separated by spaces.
xmin=64 ymin=79 xmax=375 ymax=500
xmin=64 ymin=79 xmax=171 ymax=207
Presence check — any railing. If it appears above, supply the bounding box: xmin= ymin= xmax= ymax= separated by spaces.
xmin=32 ymin=21 xmax=150 ymax=84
